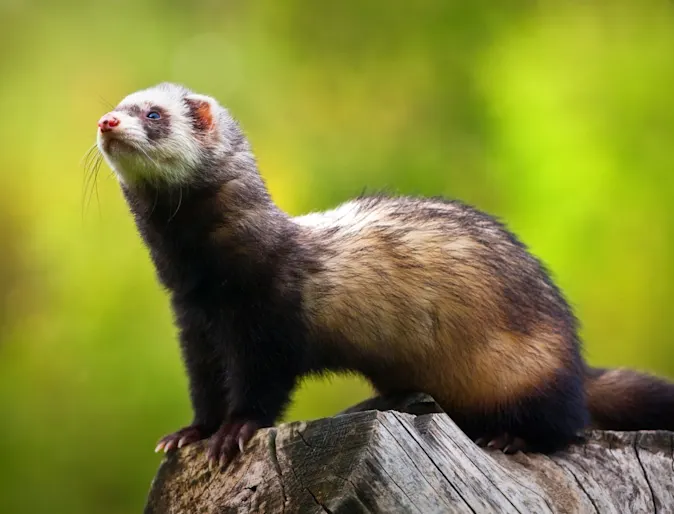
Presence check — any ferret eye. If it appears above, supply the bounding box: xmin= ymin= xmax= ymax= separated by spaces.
xmin=146 ymin=111 xmax=161 ymax=120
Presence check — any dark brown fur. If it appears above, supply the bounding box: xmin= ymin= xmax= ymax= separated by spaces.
xmin=586 ymin=367 xmax=674 ymax=430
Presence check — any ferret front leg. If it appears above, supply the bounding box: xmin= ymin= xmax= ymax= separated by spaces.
xmin=206 ymin=335 xmax=302 ymax=468
xmin=156 ymin=325 xmax=229 ymax=453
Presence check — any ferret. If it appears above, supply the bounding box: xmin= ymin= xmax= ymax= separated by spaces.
xmin=95 ymin=82 xmax=674 ymax=466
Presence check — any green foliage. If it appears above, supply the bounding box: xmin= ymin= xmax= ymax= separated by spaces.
xmin=1 ymin=1 xmax=673 ymax=512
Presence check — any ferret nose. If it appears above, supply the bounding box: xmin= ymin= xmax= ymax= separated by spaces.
xmin=98 ymin=113 xmax=120 ymax=133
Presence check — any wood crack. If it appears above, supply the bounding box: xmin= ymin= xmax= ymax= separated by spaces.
xmin=431 ymin=417 xmax=534 ymax=514
xmin=268 ymin=428 xmax=287 ymax=513
xmin=378 ymin=417 xmax=452 ymax=509
xmin=393 ymin=413 xmax=478 ymax=514
xmin=633 ymin=434 xmax=657 ymax=514
xmin=366 ymin=447 xmax=424 ymax=513
xmin=546 ymin=455 xmax=600 ymax=514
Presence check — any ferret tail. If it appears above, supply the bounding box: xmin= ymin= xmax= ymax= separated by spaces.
xmin=584 ymin=366 xmax=674 ymax=431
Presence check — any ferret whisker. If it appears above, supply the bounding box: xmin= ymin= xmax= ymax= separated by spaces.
xmin=98 ymin=95 xmax=116 ymax=110
xmin=167 ymin=186 xmax=183 ymax=223
xmin=81 ymin=145 xmax=101 ymax=221
xmin=91 ymin=156 xmax=102 ymax=219
xmin=149 ymin=186 xmax=159 ymax=218
xmin=81 ymin=143 xmax=99 ymax=170
xmin=136 ymin=145 xmax=161 ymax=170
xmin=84 ymin=154 xmax=103 ymax=219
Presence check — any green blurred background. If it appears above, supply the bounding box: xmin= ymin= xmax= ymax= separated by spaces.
xmin=1 ymin=0 xmax=674 ymax=512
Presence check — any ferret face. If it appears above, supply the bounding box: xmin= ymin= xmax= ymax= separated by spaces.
xmin=97 ymin=83 xmax=236 ymax=186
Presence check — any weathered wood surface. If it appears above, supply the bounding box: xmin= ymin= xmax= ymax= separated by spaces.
xmin=145 ymin=395 xmax=674 ymax=513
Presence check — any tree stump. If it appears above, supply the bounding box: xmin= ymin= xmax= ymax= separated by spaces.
xmin=144 ymin=394 xmax=674 ymax=513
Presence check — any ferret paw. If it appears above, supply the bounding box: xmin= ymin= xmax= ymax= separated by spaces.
xmin=206 ymin=420 xmax=260 ymax=470
xmin=475 ymin=433 xmax=529 ymax=454
xmin=155 ymin=424 xmax=208 ymax=453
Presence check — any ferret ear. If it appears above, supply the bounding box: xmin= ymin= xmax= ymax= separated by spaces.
xmin=185 ymin=94 xmax=216 ymax=131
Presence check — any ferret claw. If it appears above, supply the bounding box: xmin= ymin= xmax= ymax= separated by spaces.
xmin=155 ymin=424 xmax=207 ymax=454
xmin=207 ymin=420 xmax=260 ymax=470
xmin=480 ymin=433 xmax=528 ymax=453
xmin=487 ymin=433 xmax=511 ymax=450
xmin=504 ymin=436 xmax=528 ymax=454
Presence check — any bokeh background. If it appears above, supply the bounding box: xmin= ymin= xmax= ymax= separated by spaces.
xmin=1 ymin=0 xmax=674 ymax=512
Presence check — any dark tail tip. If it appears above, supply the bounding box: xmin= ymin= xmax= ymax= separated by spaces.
xmin=585 ymin=366 xmax=674 ymax=431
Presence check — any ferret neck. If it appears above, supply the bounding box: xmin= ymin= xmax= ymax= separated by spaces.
xmin=122 ymin=170 xmax=293 ymax=294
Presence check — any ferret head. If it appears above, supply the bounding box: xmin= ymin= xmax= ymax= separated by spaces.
xmin=97 ymin=83 xmax=249 ymax=186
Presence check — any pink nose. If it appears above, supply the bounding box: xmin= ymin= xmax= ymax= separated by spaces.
xmin=98 ymin=114 xmax=120 ymax=132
